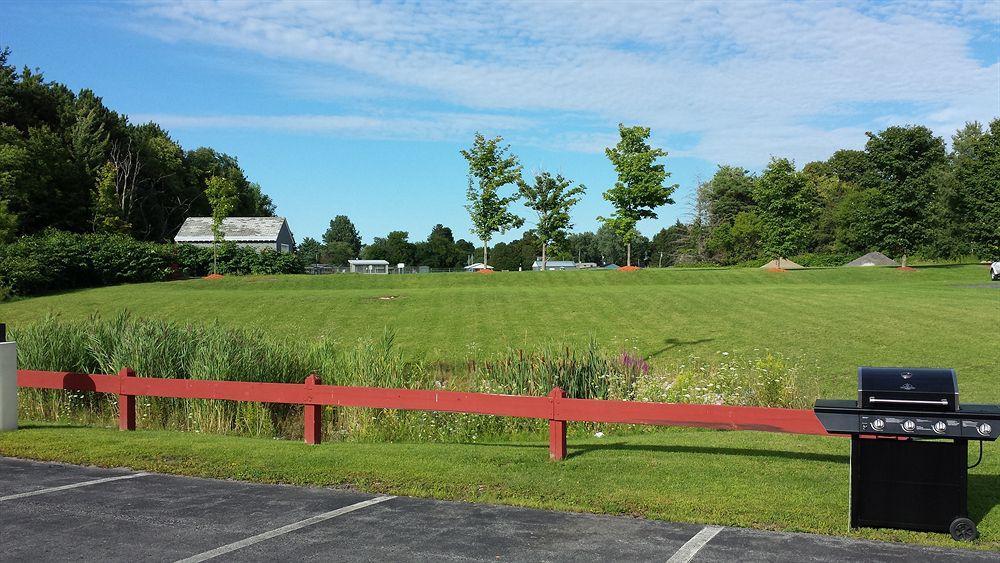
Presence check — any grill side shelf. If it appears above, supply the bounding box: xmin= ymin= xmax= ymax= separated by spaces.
xmin=813 ymin=400 xmax=860 ymax=434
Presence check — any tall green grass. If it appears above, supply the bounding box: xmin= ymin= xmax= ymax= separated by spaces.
xmin=12 ymin=313 xmax=815 ymax=441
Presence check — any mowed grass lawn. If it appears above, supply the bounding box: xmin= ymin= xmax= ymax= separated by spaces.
xmin=1 ymin=264 xmax=997 ymax=400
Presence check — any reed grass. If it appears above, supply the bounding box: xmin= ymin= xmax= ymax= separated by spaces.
xmin=12 ymin=313 xmax=816 ymax=442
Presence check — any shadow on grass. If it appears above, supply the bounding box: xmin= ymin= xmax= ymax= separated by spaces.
xmin=467 ymin=440 xmax=848 ymax=464
xmin=565 ymin=442 xmax=848 ymax=463
xmin=13 ymin=423 xmax=94 ymax=430
xmin=969 ymin=474 xmax=1000 ymax=523
xmin=646 ymin=337 xmax=715 ymax=359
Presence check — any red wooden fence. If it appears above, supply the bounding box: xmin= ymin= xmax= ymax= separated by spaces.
xmin=16 ymin=369 xmax=831 ymax=460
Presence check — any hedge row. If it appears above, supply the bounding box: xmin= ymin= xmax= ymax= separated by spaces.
xmin=0 ymin=230 xmax=304 ymax=297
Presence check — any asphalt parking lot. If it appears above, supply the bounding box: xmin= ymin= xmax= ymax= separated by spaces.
xmin=0 ymin=456 xmax=994 ymax=562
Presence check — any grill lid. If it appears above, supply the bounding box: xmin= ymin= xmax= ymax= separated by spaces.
xmin=858 ymin=367 xmax=958 ymax=412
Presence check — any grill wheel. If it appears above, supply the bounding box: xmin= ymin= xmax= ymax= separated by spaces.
xmin=949 ymin=517 xmax=979 ymax=541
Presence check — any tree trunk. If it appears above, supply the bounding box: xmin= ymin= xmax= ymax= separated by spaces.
xmin=627 ymin=242 xmax=632 ymax=267
xmin=483 ymin=243 xmax=488 ymax=267
xmin=901 ymin=254 xmax=907 ymax=268
xmin=541 ymin=242 xmax=547 ymax=271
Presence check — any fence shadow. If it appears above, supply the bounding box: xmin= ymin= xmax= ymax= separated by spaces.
xmin=14 ymin=423 xmax=92 ymax=430
xmin=467 ymin=440 xmax=847 ymax=464
xmin=564 ymin=442 xmax=848 ymax=463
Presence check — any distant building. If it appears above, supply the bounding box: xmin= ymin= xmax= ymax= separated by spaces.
xmin=531 ymin=259 xmax=577 ymax=271
xmin=349 ymin=259 xmax=390 ymax=274
xmin=174 ymin=217 xmax=295 ymax=253
xmin=577 ymin=262 xmax=598 ymax=269
xmin=464 ymin=263 xmax=493 ymax=272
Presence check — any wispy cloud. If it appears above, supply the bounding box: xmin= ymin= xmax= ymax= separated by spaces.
xmin=127 ymin=0 xmax=998 ymax=165
xmin=128 ymin=112 xmax=536 ymax=141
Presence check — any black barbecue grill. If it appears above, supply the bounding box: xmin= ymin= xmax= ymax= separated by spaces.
xmin=814 ymin=367 xmax=999 ymax=541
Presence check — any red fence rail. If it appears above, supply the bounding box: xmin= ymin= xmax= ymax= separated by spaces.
xmin=16 ymin=369 xmax=831 ymax=460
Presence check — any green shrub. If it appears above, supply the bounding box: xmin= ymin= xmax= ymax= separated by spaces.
xmin=788 ymin=253 xmax=856 ymax=267
xmin=173 ymin=243 xmax=212 ymax=276
xmin=180 ymin=242 xmax=305 ymax=276
xmin=0 ymin=230 xmax=172 ymax=295
xmin=0 ymin=231 xmax=304 ymax=296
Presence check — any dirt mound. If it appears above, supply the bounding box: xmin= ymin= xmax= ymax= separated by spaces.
xmin=618 ymin=265 xmax=641 ymax=272
xmin=476 ymin=269 xmax=494 ymax=275
xmin=897 ymin=266 xmax=917 ymax=271
xmin=760 ymin=257 xmax=804 ymax=270
xmin=845 ymin=252 xmax=899 ymax=267
xmin=202 ymin=274 xmax=224 ymax=280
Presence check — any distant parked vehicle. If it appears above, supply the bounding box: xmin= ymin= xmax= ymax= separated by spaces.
xmin=991 ymin=261 xmax=1000 ymax=281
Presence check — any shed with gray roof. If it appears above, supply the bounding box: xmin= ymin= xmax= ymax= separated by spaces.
xmin=349 ymin=259 xmax=390 ymax=274
xmin=174 ymin=217 xmax=296 ymax=253
xmin=532 ymin=259 xmax=578 ymax=271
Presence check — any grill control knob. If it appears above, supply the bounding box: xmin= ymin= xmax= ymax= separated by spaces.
xmin=933 ymin=421 xmax=947 ymax=434
xmin=902 ymin=420 xmax=916 ymax=432
xmin=979 ymin=423 xmax=993 ymax=437
xmin=871 ymin=419 xmax=885 ymax=431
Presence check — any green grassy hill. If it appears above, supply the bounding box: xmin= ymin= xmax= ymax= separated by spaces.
xmin=2 ymin=265 xmax=997 ymax=400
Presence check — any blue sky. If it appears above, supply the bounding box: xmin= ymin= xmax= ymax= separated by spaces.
xmin=3 ymin=1 xmax=998 ymax=243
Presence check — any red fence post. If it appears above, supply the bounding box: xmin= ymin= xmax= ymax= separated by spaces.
xmin=304 ymin=373 xmax=322 ymax=445
xmin=549 ymin=387 xmax=567 ymax=461
xmin=118 ymin=367 xmax=136 ymax=431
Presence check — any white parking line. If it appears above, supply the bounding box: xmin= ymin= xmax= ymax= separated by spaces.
xmin=0 ymin=472 xmax=149 ymax=502
xmin=175 ymin=495 xmax=396 ymax=563
xmin=667 ymin=525 xmax=724 ymax=563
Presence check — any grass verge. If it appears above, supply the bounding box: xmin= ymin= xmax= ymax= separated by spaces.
xmin=2 ymin=422 xmax=997 ymax=551
xmin=3 ymin=266 xmax=997 ymax=400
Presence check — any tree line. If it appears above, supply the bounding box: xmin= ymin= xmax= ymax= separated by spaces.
xmin=688 ymin=123 xmax=999 ymax=266
xmin=297 ymin=216 xmax=479 ymax=269
xmin=317 ymin=119 xmax=997 ymax=271
xmin=0 ymin=48 xmax=275 ymax=244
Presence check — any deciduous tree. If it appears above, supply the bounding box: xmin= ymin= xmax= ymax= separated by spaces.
xmin=519 ymin=172 xmax=585 ymax=270
xmin=599 ymin=124 xmax=677 ymax=266
xmin=461 ymin=133 xmax=524 ymax=266
xmin=753 ymin=158 xmax=819 ymax=261
xmin=864 ymin=126 xmax=948 ymax=265
xmin=205 ymin=175 xmax=237 ymax=275
xmin=322 ymin=215 xmax=362 ymax=257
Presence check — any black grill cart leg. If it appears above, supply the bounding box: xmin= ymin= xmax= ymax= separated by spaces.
xmin=950 ymin=517 xmax=979 ymax=541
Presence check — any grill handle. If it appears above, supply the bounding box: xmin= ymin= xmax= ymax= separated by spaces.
xmin=868 ymin=397 xmax=949 ymax=406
